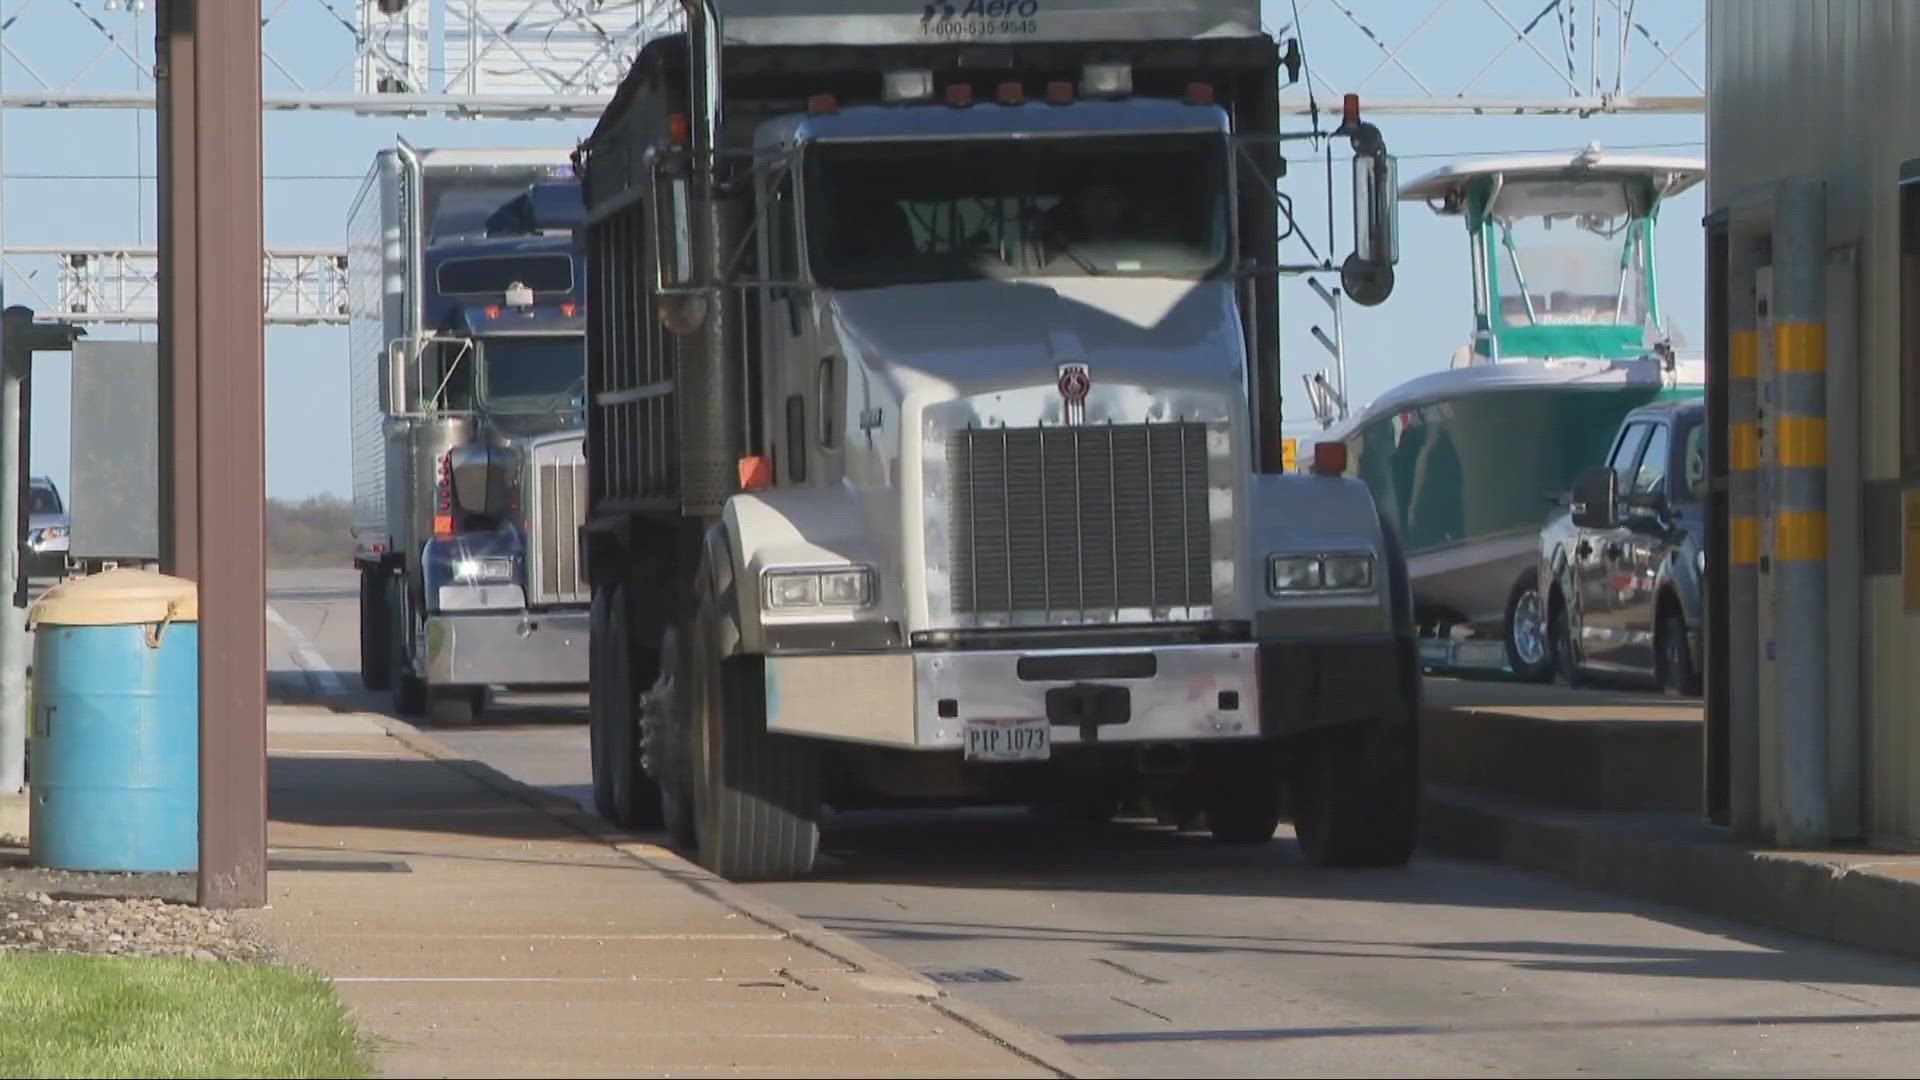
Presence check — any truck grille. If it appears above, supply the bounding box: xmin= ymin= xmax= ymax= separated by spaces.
xmin=947 ymin=422 xmax=1213 ymax=616
xmin=528 ymin=437 xmax=589 ymax=607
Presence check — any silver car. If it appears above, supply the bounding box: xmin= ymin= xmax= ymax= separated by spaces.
xmin=26 ymin=476 xmax=67 ymax=578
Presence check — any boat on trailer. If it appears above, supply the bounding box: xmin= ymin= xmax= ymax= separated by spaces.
xmin=1309 ymin=144 xmax=1706 ymax=680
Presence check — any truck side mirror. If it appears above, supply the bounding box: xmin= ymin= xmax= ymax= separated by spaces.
xmin=386 ymin=340 xmax=411 ymax=412
xmin=447 ymin=442 xmax=513 ymax=518
xmin=653 ymin=175 xmax=709 ymax=334
xmin=1569 ymin=466 xmax=1619 ymax=530
xmin=1341 ymin=137 xmax=1398 ymax=308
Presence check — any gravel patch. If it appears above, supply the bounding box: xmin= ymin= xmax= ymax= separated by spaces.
xmin=0 ymin=851 xmax=276 ymax=963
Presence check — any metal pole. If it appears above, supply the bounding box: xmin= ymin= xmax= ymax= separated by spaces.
xmin=0 ymin=311 xmax=22 ymax=796
xmin=156 ymin=0 xmax=199 ymax=580
xmin=157 ymin=0 xmax=266 ymax=909
xmin=1766 ymin=176 xmax=1830 ymax=846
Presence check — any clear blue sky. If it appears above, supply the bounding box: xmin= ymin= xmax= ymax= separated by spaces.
xmin=0 ymin=0 xmax=1706 ymax=500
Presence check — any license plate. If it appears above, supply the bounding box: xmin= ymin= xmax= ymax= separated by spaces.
xmin=963 ymin=717 xmax=1051 ymax=762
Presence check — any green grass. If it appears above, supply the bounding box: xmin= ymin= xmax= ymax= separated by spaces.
xmin=0 ymin=952 xmax=371 ymax=1078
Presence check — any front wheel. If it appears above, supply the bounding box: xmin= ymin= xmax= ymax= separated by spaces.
xmin=388 ymin=582 xmax=426 ymax=717
xmin=1503 ymin=576 xmax=1552 ymax=683
xmin=1658 ymin=609 xmax=1702 ymax=698
xmin=1289 ymin=645 xmax=1421 ymax=868
xmin=1549 ymin=593 xmax=1581 ymax=688
xmin=687 ymin=592 xmax=820 ymax=881
xmin=426 ymin=686 xmax=478 ymax=728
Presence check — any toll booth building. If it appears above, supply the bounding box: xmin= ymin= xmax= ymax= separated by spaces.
xmin=1703 ymin=0 xmax=1920 ymax=850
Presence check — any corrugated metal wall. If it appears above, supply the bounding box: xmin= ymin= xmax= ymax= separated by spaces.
xmin=1708 ymin=0 xmax=1920 ymax=843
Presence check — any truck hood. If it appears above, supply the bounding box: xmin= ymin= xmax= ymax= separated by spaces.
xmin=824 ymin=278 xmax=1246 ymax=404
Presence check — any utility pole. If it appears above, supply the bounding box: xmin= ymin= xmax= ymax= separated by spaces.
xmin=155 ymin=0 xmax=267 ymax=910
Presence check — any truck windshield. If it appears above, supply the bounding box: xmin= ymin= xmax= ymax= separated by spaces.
xmin=802 ymin=133 xmax=1229 ymax=289
xmin=479 ymin=336 xmax=584 ymax=412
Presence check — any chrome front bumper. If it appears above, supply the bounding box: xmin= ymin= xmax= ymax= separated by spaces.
xmin=423 ymin=609 xmax=589 ymax=688
xmin=763 ymin=642 xmax=1262 ymax=750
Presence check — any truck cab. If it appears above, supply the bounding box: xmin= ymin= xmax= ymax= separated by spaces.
xmin=350 ymin=149 xmax=593 ymax=726
xmin=576 ymin=0 xmax=1413 ymax=881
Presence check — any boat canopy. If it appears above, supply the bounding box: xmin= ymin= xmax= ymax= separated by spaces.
xmin=1401 ymin=145 xmax=1705 ymax=363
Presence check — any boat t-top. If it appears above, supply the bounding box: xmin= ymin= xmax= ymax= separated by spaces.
xmin=1311 ymin=144 xmax=1706 ymax=680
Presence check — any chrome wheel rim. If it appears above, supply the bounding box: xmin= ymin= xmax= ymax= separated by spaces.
xmin=1511 ymin=588 xmax=1547 ymax=667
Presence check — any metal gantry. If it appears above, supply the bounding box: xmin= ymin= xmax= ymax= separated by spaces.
xmin=0 ymin=0 xmax=1705 ymax=321
xmin=0 ymin=0 xmax=1702 ymax=116
xmin=2 ymin=245 xmax=348 ymax=326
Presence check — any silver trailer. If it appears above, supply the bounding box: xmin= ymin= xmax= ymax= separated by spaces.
xmin=347 ymin=142 xmax=593 ymax=726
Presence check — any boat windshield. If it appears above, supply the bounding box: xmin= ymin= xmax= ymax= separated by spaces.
xmin=801 ymin=133 xmax=1231 ymax=289
xmin=1489 ymin=178 xmax=1650 ymax=329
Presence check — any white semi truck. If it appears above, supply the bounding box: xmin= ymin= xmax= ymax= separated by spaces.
xmin=574 ymin=0 xmax=1419 ymax=881
xmin=348 ymin=144 xmax=594 ymax=726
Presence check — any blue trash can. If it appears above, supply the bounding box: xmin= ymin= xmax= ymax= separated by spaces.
xmin=27 ymin=568 xmax=199 ymax=873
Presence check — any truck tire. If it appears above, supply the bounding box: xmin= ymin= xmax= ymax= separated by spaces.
xmin=1203 ymin=762 xmax=1284 ymax=842
xmin=688 ymin=591 xmax=820 ymax=881
xmin=388 ymin=583 xmax=426 ymax=717
xmin=1288 ymin=643 xmax=1421 ymax=868
xmin=590 ymin=583 xmax=666 ymax=830
xmin=359 ymin=567 xmax=392 ymax=692
xmin=426 ymin=686 xmax=477 ymax=728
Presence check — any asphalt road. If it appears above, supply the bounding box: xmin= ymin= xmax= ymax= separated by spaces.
xmin=268 ymin=567 xmax=1920 ymax=1078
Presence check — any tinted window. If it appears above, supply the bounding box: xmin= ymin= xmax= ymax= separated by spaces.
xmin=1609 ymin=421 xmax=1651 ymax=490
xmin=1678 ymin=418 xmax=1708 ymax=502
xmin=28 ymin=487 xmax=60 ymax=515
xmin=436 ymin=254 xmax=573 ymax=296
xmin=1632 ymin=423 xmax=1669 ymax=496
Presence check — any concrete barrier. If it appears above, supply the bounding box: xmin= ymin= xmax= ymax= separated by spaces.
xmin=1422 ymin=784 xmax=1920 ymax=963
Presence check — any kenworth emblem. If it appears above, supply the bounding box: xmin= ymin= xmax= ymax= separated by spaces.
xmin=1057 ymin=361 xmax=1091 ymax=425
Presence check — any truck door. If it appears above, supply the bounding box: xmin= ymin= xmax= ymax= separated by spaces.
xmin=1573 ymin=419 xmax=1651 ymax=670
xmin=1615 ymin=419 xmax=1671 ymax=674
xmin=762 ymin=168 xmax=829 ymax=486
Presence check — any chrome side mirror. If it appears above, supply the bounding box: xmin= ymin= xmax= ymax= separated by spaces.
xmin=1342 ymin=121 xmax=1399 ymax=308
xmin=386 ymin=339 xmax=411 ymax=413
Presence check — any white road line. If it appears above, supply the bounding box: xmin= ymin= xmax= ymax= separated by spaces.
xmin=267 ymin=605 xmax=348 ymax=697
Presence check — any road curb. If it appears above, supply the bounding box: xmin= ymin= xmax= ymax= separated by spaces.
xmin=367 ymin=713 xmax=1113 ymax=1080
xmin=1420 ymin=785 xmax=1920 ymax=963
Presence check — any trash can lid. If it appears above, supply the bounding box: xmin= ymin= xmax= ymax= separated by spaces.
xmin=29 ymin=568 xmax=200 ymax=628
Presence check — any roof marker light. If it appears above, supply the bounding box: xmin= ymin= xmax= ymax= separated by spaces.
xmin=1079 ymin=62 xmax=1132 ymax=99
xmin=883 ymin=69 xmax=935 ymax=104
xmin=1046 ymin=80 xmax=1074 ymax=105
xmin=945 ymin=83 xmax=974 ymax=108
xmin=997 ymin=81 xmax=1024 ymax=105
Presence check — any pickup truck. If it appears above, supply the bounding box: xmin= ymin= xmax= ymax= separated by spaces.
xmin=1540 ymin=398 xmax=1707 ymax=696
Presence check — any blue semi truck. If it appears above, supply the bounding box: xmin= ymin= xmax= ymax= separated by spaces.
xmin=347 ymin=142 xmax=592 ymax=726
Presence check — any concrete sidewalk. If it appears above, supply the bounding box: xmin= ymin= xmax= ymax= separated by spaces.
xmin=255 ymin=704 xmax=1103 ymax=1080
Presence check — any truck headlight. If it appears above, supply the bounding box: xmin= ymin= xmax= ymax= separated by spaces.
xmin=1323 ymin=554 xmax=1374 ymax=590
xmin=1268 ymin=555 xmax=1322 ymax=593
xmin=453 ymin=556 xmax=514 ymax=584
xmin=764 ymin=566 xmax=875 ymax=610
xmin=1268 ymin=552 xmax=1375 ymax=595
xmin=1695 ymin=548 xmax=1705 ymax=575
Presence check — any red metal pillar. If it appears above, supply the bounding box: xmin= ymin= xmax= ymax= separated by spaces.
xmin=157 ymin=0 xmax=267 ymax=910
